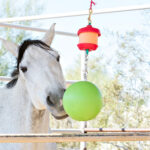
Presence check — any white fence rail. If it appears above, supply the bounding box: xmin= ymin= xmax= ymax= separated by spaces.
xmin=0 ymin=23 xmax=77 ymax=37
xmin=0 ymin=5 xmax=150 ymax=23
xmin=0 ymin=76 xmax=77 ymax=85
xmin=0 ymin=76 xmax=11 ymax=82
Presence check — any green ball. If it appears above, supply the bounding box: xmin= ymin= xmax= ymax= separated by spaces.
xmin=63 ymin=81 xmax=103 ymax=121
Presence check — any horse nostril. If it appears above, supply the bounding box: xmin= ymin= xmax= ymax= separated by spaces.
xmin=47 ymin=96 xmax=55 ymax=106
xmin=61 ymin=89 xmax=66 ymax=94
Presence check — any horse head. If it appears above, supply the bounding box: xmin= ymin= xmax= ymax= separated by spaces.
xmin=2 ymin=24 xmax=68 ymax=120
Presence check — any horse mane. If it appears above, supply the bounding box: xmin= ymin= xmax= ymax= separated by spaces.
xmin=6 ymin=39 xmax=50 ymax=89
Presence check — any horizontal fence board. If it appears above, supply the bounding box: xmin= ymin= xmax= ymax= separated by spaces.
xmin=0 ymin=133 xmax=150 ymax=143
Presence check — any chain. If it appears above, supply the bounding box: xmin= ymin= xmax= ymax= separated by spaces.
xmin=88 ymin=9 xmax=93 ymax=25
xmin=88 ymin=0 xmax=95 ymax=25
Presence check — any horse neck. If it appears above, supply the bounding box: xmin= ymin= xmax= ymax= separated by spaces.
xmin=0 ymin=77 xmax=50 ymax=133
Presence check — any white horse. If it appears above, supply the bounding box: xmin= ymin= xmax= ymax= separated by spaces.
xmin=0 ymin=24 xmax=68 ymax=150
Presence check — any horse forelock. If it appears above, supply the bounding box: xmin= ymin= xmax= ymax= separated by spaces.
xmin=6 ymin=39 xmax=51 ymax=89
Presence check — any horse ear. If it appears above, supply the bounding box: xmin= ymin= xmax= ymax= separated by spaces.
xmin=42 ymin=23 xmax=56 ymax=46
xmin=0 ymin=38 xmax=18 ymax=57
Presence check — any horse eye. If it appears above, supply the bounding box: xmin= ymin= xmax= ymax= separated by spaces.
xmin=20 ymin=67 xmax=27 ymax=73
xmin=57 ymin=56 xmax=60 ymax=62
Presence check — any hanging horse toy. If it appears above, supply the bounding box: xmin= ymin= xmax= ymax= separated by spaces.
xmin=63 ymin=0 xmax=103 ymax=121
xmin=77 ymin=0 xmax=101 ymax=54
